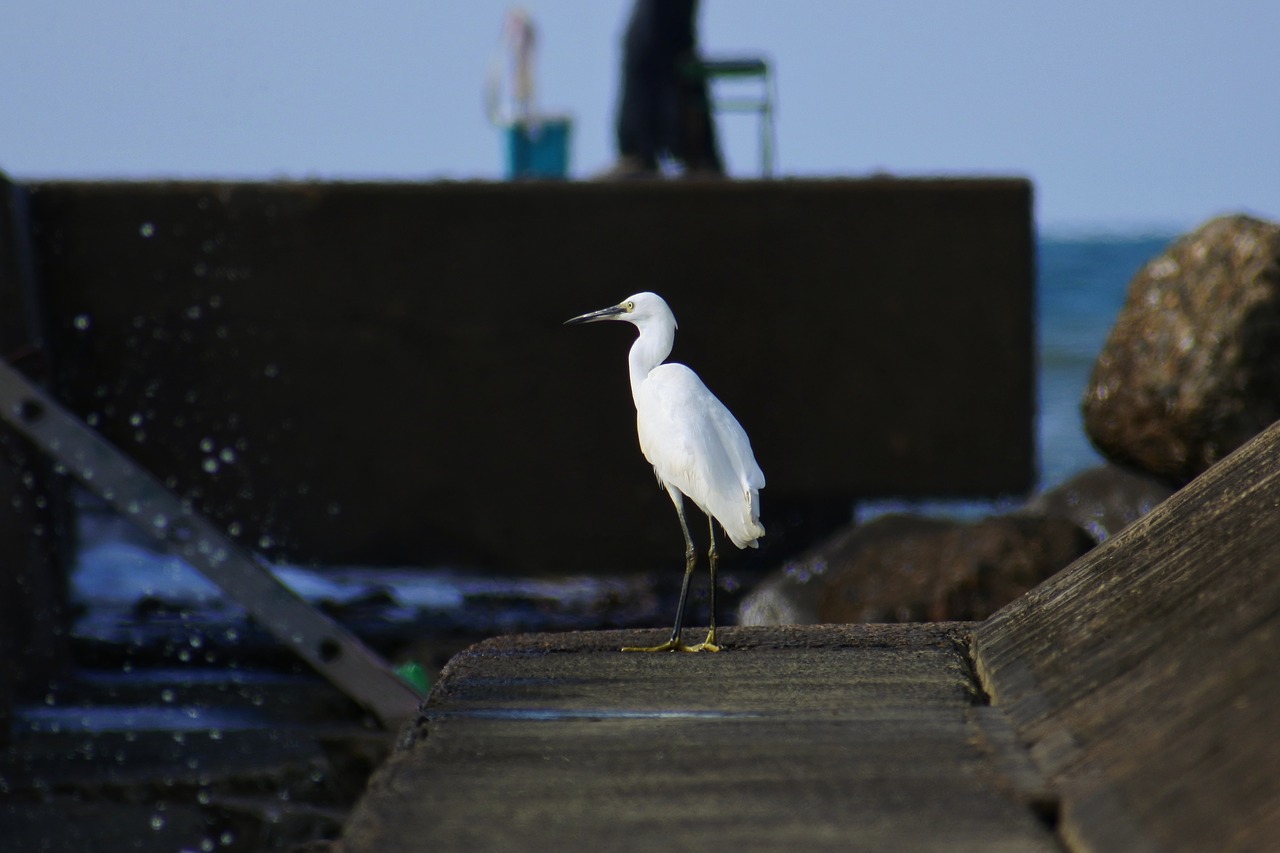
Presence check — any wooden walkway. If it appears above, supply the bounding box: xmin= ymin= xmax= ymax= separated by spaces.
xmin=337 ymin=419 xmax=1280 ymax=852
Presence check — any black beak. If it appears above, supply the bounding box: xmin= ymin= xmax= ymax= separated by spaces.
xmin=564 ymin=304 xmax=626 ymax=326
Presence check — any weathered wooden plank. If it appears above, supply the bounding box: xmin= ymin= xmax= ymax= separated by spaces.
xmin=973 ymin=418 xmax=1280 ymax=851
xmin=338 ymin=625 xmax=1059 ymax=852
xmin=25 ymin=179 xmax=1033 ymax=572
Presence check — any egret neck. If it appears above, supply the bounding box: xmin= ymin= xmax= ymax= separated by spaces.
xmin=627 ymin=314 xmax=675 ymax=406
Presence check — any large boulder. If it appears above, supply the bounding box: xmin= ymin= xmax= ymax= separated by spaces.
xmin=816 ymin=514 xmax=1094 ymax=623
xmin=1083 ymin=215 xmax=1280 ymax=485
xmin=737 ymin=512 xmax=1094 ymax=626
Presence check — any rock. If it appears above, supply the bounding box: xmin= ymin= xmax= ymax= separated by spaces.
xmin=735 ymin=567 xmax=823 ymax=627
xmin=818 ymin=514 xmax=1095 ymax=623
xmin=738 ymin=513 xmax=1094 ymax=626
xmin=737 ymin=514 xmax=933 ymax=627
xmin=1083 ymin=215 xmax=1280 ymax=485
xmin=1019 ymin=463 xmax=1174 ymax=543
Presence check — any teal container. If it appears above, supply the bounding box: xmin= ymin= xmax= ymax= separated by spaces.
xmin=505 ymin=117 xmax=572 ymax=180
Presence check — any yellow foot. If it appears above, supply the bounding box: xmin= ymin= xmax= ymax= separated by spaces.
xmin=686 ymin=630 xmax=721 ymax=653
xmin=621 ymin=634 xmax=721 ymax=653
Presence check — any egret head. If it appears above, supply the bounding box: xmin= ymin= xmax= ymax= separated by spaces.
xmin=564 ymin=292 xmax=677 ymax=330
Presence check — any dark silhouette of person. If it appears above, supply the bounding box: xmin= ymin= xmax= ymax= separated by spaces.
xmin=602 ymin=0 xmax=723 ymax=177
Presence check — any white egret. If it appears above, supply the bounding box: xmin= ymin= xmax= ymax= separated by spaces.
xmin=565 ymin=292 xmax=765 ymax=652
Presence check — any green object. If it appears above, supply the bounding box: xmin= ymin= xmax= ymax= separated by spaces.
xmin=679 ymin=55 xmax=776 ymax=176
xmin=395 ymin=661 xmax=431 ymax=694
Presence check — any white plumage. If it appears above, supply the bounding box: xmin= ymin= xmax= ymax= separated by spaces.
xmin=566 ymin=292 xmax=765 ymax=652
xmin=636 ymin=363 xmax=765 ymax=549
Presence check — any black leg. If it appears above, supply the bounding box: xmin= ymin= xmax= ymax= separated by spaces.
xmin=687 ymin=515 xmax=721 ymax=652
xmin=666 ymin=498 xmax=697 ymax=644
xmin=622 ymin=489 xmax=699 ymax=652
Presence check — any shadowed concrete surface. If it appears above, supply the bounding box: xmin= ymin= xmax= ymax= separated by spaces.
xmin=337 ymin=625 xmax=1058 ymax=852
xmin=974 ymin=416 xmax=1280 ymax=852
xmin=336 ymin=418 xmax=1280 ymax=851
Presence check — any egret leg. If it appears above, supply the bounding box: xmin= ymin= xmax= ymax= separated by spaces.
xmin=685 ymin=517 xmax=721 ymax=652
xmin=623 ymin=491 xmax=700 ymax=653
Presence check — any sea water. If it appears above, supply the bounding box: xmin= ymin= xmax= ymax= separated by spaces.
xmin=1036 ymin=231 xmax=1175 ymax=488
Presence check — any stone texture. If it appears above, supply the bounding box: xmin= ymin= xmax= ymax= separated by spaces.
xmin=738 ymin=513 xmax=1094 ymax=626
xmin=735 ymin=559 xmax=826 ymax=627
xmin=974 ymin=416 xmax=1280 ymax=852
xmin=1017 ymin=463 xmax=1173 ymax=543
xmin=817 ymin=514 xmax=1094 ymax=623
xmin=335 ymin=626 xmax=1060 ymax=853
xmin=1083 ymin=214 xmax=1280 ymax=485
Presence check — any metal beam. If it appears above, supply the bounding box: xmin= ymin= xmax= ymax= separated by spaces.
xmin=0 ymin=358 xmax=423 ymax=729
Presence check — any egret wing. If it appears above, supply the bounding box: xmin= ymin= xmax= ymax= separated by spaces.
xmin=636 ymin=364 xmax=765 ymax=549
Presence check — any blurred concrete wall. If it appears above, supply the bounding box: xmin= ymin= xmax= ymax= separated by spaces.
xmin=20 ymin=178 xmax=1034 ymax=573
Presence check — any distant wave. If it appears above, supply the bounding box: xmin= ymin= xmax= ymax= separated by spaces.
xmin=1038 ymin=223 xmax=1182 ymax=243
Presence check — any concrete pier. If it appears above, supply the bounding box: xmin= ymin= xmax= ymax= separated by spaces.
xmin=339 ymin=625 xmax=1057 ymax=852
xmin=336 ymin=418 xmax=1280 ymax=850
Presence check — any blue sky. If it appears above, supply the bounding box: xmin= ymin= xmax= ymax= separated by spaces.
xmin=2 ymin=1 xmax=1276 ymax=231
